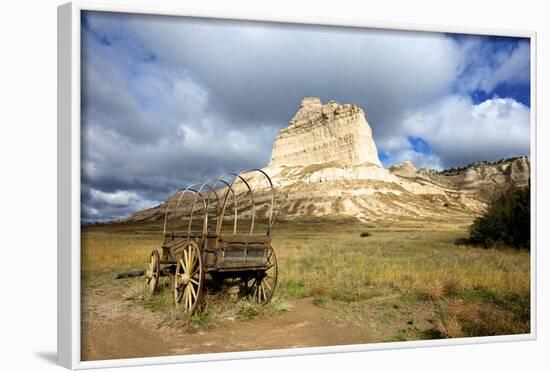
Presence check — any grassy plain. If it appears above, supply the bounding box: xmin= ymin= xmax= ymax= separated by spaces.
xmin=82 ymin=216 xmax=530 ymax=341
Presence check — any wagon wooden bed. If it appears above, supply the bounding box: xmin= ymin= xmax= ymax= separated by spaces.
xmin=144 ymin=169 xmax=278 ymax=315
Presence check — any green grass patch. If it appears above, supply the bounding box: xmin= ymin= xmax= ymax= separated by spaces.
xmin=280 ymin=280 xmax=311 ymax=298
xmin=456 ymin=288 xmax=497 ymax=301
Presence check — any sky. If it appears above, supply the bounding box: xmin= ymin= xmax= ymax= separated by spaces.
xmin=81 ymin=11 xmax=531 ymax=223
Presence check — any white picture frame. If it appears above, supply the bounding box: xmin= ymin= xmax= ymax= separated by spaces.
xmin=57 ymin=1 xmax=537 ymax=369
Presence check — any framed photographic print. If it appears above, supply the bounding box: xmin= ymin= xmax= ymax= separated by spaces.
xmin=57 ymin=1 xmax=537 ymax=369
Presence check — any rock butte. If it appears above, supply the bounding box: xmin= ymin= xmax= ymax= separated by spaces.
xmin=125 ymin=98 xmax=530 ymax=223
xmin=269 ymin=97 xmax=382 ymax=168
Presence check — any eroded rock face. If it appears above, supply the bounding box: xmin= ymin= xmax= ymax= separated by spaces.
xmin=510 ymin=156 xmax=530 ymax=182
xmin=268 ymin=98 xmax=382 ymax=168
xmin=460 ymin=168 xmax=480 ymax=190
xmin=389 ymin=160 xmax=417 ymax=178
xmin=456 ymin=157 xmax=530 ymax=190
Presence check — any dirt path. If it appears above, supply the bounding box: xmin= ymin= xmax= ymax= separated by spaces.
xmin=81 ymin=276 xmax=398 ymax=361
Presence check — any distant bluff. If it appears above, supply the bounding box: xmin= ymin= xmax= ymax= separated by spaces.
xmin=123 ymin=98 xmax=529 ymax=224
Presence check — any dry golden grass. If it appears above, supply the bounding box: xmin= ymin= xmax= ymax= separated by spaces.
xmin=82 ymin=223 xmax=163 ymax=273
xmin=81 ymin=216 xmax=530 ymax=339
xmin=268 ymin=218 xmax=530 ymax=301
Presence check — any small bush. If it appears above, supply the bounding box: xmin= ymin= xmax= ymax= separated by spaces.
xmin=442 ymin=276 xmax=462 ymax=296
xmin=435 ymin=315 xmax=464 ymax=338
xmin=424 ymin=282 xmax=444 ymax=300
xmin=360 ymin=231 xmax=372 ymax=237
xmin=312 ymin=297 xmax=326 ymax=307
xmin=417 ymin=281 xmax=444 ymax=300
xmin=236 ymin=300 xmax=263 ymax=320
xmin=443 ymin=202 xmax=450 ymax=207
xmin=469 ymin=183 xmax=530 ymax=249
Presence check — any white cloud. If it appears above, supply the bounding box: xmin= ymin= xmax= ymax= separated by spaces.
xmin=91 ymin=13 xmax=464 ymax=138
xmin=82 ymin=205 xmax=99 ymax=217
xmin=90 ymin=189 xmax=139 ymax=205
xmin=378 ymin=136 xmax=444 ymax=170
xmin=83 ymin=187 xmax=162 ymax=223
xmin=401 ymin=96 xmax=530 ymax=166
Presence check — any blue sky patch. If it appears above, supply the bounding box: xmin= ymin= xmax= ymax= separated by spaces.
xmin=407 ymin=136 xmax=431 ymax=154
xmin=469 ymin=83 xmax=530 ymax=107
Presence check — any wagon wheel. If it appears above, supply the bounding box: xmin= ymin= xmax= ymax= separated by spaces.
xmin=247 ymin=245 xmax=278 ymax=305
xmin=174 ymin=241 xmax=204 ymax=315
xmin=145 ymin=249 xmax=160 ymax=295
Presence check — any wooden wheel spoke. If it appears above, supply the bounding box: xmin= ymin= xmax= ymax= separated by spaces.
xmin=250 ymin=279 xmax=258 ymax=292
xmin=175 ymin=283 xmax=183 ymax=303
xmin=182 ymin=251 xmax=189 ymax=274
xmin=190 ymin=267 xmax=200 ymax=277
xmin=187 ymin=286 xmax=194 ymax=311
xmin=188 ymin=247 xmax=194 ymax=268
xmin=181 ymin=261 xmax=188 ymax=277
xmin=189 ymin=283 xmax=197 ymax=300
xmin=260 ymin=281 xmax=265 ymax=301
xmin=184 ymin=286 xmax=190 ymax=307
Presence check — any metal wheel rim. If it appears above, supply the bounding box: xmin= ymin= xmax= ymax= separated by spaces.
xmin=248 ymin=245 xmax=278 ymax=305
xmin=174 ymin=242 xmax=204 ymax=315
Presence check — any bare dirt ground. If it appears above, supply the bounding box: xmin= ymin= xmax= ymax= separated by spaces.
xmin=81 ymin=274 xmax=428 ymax=361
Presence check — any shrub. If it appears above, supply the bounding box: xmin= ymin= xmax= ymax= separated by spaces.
xmin=421 ymin=281 xmax=444 ymax=300
xmin=435 ymin=315 xmax=464 ymax=338
xmin=469 ymin=183 xmax=530 ymax=249
xmin=360 ymin=231 xmax=372 ymax=237
xmin=442 ymin=276 xmax=462 ymax=296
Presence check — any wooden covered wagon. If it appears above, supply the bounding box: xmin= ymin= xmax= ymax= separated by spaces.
xmin=144 ymin=169 xmax=278 ymax=314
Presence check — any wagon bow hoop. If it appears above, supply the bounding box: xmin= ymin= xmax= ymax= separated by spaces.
xmin=163 ymin=183 xmax=206 ymax=236
xmin=217 ymin=169 xmax=274 ymax=237
xmin=188 ymin=178 xmax=237 ymax=236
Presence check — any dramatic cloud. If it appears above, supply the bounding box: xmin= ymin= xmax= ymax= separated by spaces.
xmin=81 ymin=11 xmax=531 ymax=222
xmin=391 ymin=96 xmax=530 ymax=168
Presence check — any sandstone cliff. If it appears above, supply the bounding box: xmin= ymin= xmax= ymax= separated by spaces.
xmin=269 ymin=98 xmax=382 ymax=168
